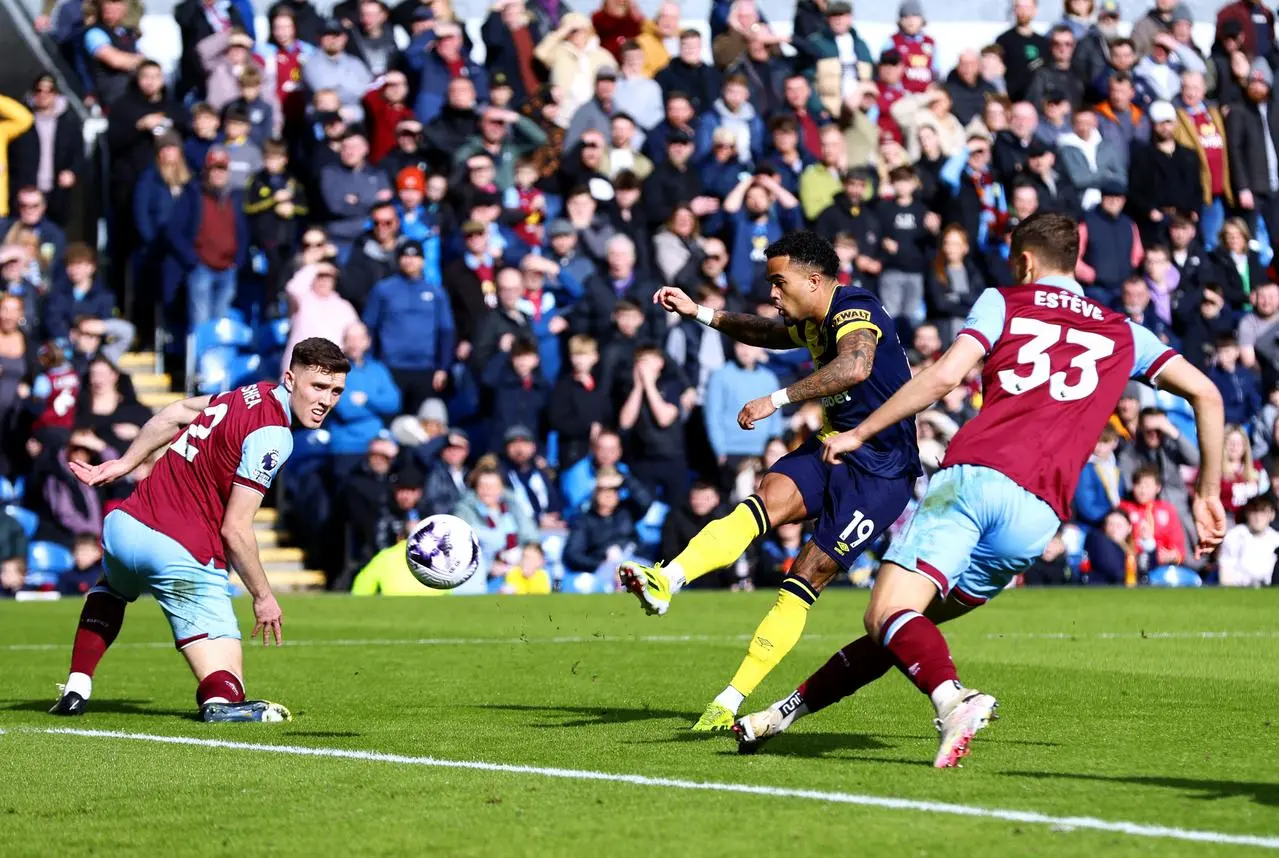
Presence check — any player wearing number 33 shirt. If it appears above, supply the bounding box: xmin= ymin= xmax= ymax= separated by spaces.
xmin=48 ymin=338 xmax=349 ymax=723
xmin=733 ymin=214 xmax=1228 ymax=768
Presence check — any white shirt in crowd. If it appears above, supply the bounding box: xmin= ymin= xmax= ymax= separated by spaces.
xmin=1217 ymin=524 xmax=1279 ymax=587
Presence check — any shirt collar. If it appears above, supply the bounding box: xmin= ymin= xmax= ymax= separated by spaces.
xmin=1038 ymin=274 xmax=1084 ymax=294
xmin=271 ymin=382 xmax=291 ymax=415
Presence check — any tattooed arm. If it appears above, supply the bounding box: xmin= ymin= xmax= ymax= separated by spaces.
xmin=737 ymin=329 xmax=878 ymax=430
xmin=709 ymin=309 xmax=797 ymax=349
xmin=653 ymin=286 xmax=796 ymax=349
xmin=782 ymin=328 xmax=878 ymax=401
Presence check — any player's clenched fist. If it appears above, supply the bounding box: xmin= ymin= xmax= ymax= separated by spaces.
xmin=1192 ymin=495 xmax=1227 ymax=558
xmin=737 ymin=396 xmax=776 ymax=430
xmin=654 ymin=287 xmax=697 ymax=318
xmin=821 ymin=431 xmax=864 ymax=464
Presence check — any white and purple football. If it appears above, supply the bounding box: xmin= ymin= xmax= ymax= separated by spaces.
xmin=406 ymin=514 xmax=481 ymax=590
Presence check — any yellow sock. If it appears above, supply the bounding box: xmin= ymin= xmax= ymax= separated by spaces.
xmin=671 ymin=495 xmax=769 ymax=585
xmin=728 ymin=579 xmax=818 ymax=697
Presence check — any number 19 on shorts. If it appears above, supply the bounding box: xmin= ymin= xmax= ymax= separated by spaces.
xmin=835 ymin=510 xmax=875 ymax=556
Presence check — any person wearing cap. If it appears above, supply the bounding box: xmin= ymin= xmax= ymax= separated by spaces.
xmin=412 ymin=426 xmax=469 ymax=518
xmin=1076 ymin=180 xmax=1143 ymax=305
xmin=163 ymin=146 xmax=250 ymax=329
xmin=1034 ymin=88 xmax=1072 ymax=147
xmin=813 ymin=168 xmax=882 ymax=264
xmin=500 ymin=424 xmax=565 ymax=527
xmin=302 ymin=19 xmax=374 ymax=121
xmin=641 ymin=127 xmax=713 ymax=227
xmin=369 ymin=462 xmax=431 ymax=556
xmin=1216 ymin=0 xmax=1276 ymax=60
xmin=1128 ymin=100 xmax=1202 ymax=244
xmin=391 ymin=166 xmax=435 ymax=250
xmin=7 ymin=75 xmax=82 ymax=228
xmin=1225 ymin=58 xmax=1279 ymax=245
xmin=325 ymin=321 xmax=401 ymax=474
xmin=1025 ymin=25 xmax=1084 ymax=111
xmin=362 ymin=238 xmax=456 ymax=413
xmin=564 ymin=65 xmax=626 ymax=152
xmin=882 ymin=0 xmax=938 ymax=94
xmin=535 ymin=12 xmax=617 ymax=119
xmin=995 ymin=0 xmax=1051 ymax=102
xmin=456 ymin=106 xmax=550 ymax=192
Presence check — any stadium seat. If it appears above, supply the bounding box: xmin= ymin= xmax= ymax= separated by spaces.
xmin=228 ymin=354 xmax=263 ymax=388
xmin=1148 ymin=566 xmax=1203 ymax=588
xmin=195 ymin=346 xmax=237 ymax=395
xmin=4 ymin=505 xmax=39 ymax=538
xmin=187 ymin=317 xmax=256 ymax=394
xmin=26 ymin=540 xmax=74 ymax=590
xmin=545 ymin=431 xmax=559 ymax=469
xmin=0 ymin=475 xmax=25 ymax=503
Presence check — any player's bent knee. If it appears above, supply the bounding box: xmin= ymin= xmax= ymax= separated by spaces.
xmin=181 ymin=636 xmax=245 ymax=683
xmin=757 ymin=473 xmax=808 ymax=524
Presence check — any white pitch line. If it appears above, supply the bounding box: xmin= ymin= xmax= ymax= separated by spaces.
xmin=25 ymin=727 xmax=1279 ymax=850
xmin=3 ymin=629 xmax=1279 ymax=653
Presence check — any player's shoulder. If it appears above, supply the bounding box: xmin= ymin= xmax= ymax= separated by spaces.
xmin=231 ymin=382 xmax=291 ymax=428
xmin=829 ymin=285 xmax=888 ymax=327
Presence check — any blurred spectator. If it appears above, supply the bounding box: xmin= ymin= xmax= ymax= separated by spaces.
xmin=85 ymin=0 xmax=146 ymax=109
xmin=1118 ymin=274 xmax=1171 ymax=342
xmin=704 ymin=342 xmax=781 ymax=487
xmin=370 ymin=463 xmax=429 ymax=555
xmin=1173 ymin=71 xmax=1230 ymax=249
xmin=7 ymin=76 xmax=82 ymax=228
xmin=592 ymin=0 xmax=643 ymax=60
xmin=74 ymin=356 xmax=149 ymax=454
xmin=457 ymin=106 xmax=550 ymax=191
xmin=1215 ymin=0 xmax=1274 ymax=65
xmin=218 ymin=105 xmax=264 ymax=191
xmin=184 ymin=103 xmax=221 ymax=170
xmin=345 ymin=0 xmax=398 ymax=76
xmin=30 ymin=427 xmax=115 ymax=547
xmin=616 ymin=40 xmax=664 ymax=131
xmin=1076 ymin=183 xmax=1142 ymax=305
xmin=342 ymin=434 xmax=400 ymax=566
xmin=1175 ymin=282 xmax=1233 ymax=371
xmin=799 ymin=125 xmax=848 ymax=222
xmin=1 ymin=188 xmax=66 ymax=277
xmin=363 ymin=240 xmax=455 ymax=412
xmin=175 ymin=0 xmax=250 ymax=100
xmin=996 ymin=0 xmax=1050 ymax=102
xmin=926 ymin=224 xmax=984 ymax=341
xmin=424 ymin=428 xmax=471 ymax=515
xmin=1128 ymin=101 xmax=1201 ymax=245
xmin=946 ymin=49 xmax=997 ymax=126
xmin=1120 ymin=407 xmax=1199 ymax=548
xmin=1221 ymin=424 xmax=1268 ymax=519
xmin=0 ymin=508 xmax=27 ymax=595
xmin=0 ymin=244 xmax=39 ymax=329
xmin=481 ymin=0 xmax=546 ymax=110
xmin=260 ymin=7 xmax=315 ymax=135
xmin=472 ymin=265 xmax=533 ymax=375
xmin=363 ymin=71 xmax=416 ymax=164
xmin=503 ymin=541 xmax=553 ymax=594
xmin=660 ymin=480 xmax=729 ymax=585
xmin=535 ymin=13 xmax=616 ymax=119
xmin=619 ymin=344 xmax=689 ymax=501
xmin=350 ymin=539 xmax=444 ymax=595
xmin=341 ymin=202 xmax=400 ymax=311
xmin=571 ymin=234 xmax=662 ymax=343
xmin=284 ymin=260 xmax=359 ymax=372
xmin=303 ymin=20 xmax=374 ymax=121
xmin=656 ymin=28 xmax=721 ymax=113
xmin=879 ymin=164 xmax=937 ymax=324
xmin=885 ymin=0 xmax=938 ymax=94
xmin=1240 ymin=282 xmax=1279 ymax=377
xmin=1218 ymin=495 xmax=1279 ymax=586
xmin=548 ymin=334 xmax=608 ymax=468
xmin=565 ymin=68 xmax=623 ymax=151
xmin=320 ymin=132 xmax=392 ymax=253
xmin=415 ymin=22 xmax=490 ymax=123
xmin=563 ymin=468 xmax=636 ymax=574
xmin=132 ymin=135 xmax=191 ymax=333
xmin=1225 ymin=59 xmax=1279 ymax=243
xmin=1209 ymin=335 xmax=1262 ymax=427
xmin=1082 ymin=509 xmax=1137 ymax=585
xmin=197 ymin=29 xmax=261 ymax=114
xmin=1073 ymin=426 xmax=1122 ymax=528
xmin=245 ymin=138 xmax=309 ymax=305
xmin=722 ymin=173 xmax=802 ymax=291
xmin=482 ymin=342 xmax=551 ymax=447
xmin=1120 ymin=465 xmax=1188 ymax=572
xmin=455 ymin=463 xmax=539 ymax=589
xmin=500 ymin=425 xmax=563 ymax=526
xmin=1057 ymin=109 xmax=1127 ymax=212
xmin=653 ymin=203 xmax=703 ymax=285
xmin=166 ymin=148 xmax=249 ymax=327
xmin=606 ymin=116 xmax=653 ymax=181
xmin=1208 ymin=217 xmax=1267 ymax=311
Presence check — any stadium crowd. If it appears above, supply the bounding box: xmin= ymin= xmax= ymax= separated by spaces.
xmin=2 ymin=0 xmax=1279 ymax=595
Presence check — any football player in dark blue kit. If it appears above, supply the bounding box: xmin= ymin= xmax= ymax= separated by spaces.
xmin=618 ymin=231 xmax=922 ymax=730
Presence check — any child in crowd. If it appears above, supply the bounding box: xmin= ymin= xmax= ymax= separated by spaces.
xmin=504 ymin=156 xmax=547 ymax=249
xmin=184 ymin=103 xmax=221 ymax=171
xmin=219 ymin=104 xmax=263 ymax=190
xmin=503 ymin=542 xmax=553 ymax=594
xmin=245 ymin=138 xmax=308 ymax=307
xmin=231 ymin=64 xmax=279 ymax=148
xmin=1218 ymin=495 xmax=1279 ymax=587
xmin=1083 ymin=509 xmax=1138 ymax=586
xmin=1209 ymin=334 xmax=1262 ymax=427
xmin=1119 ymin=466 xmax=1187 ymax=573
xmin=60 ymin=532 xmax=105 ymax=596
xmin=876 ymin=164 xmax=934 ymax=325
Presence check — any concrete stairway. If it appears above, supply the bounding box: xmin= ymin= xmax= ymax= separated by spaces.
xmin=118 ymin=351 xmax=327 ymax=592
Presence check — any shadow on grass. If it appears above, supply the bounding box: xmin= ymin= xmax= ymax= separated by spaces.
xmin=0 ymin=698 xmax=194 ymax=719
xmin=659 ymin=730 xmax=901 ymax=758
xmin=285 ymin=730 xmax=363 ymax=738
xmin=1001 ymin=771 xmax=1279 ymax=806
xmin=477 ymin=703 xmax=699 ymax=728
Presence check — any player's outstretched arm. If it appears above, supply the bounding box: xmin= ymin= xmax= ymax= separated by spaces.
xmin=653 ymin=286 xmax=795 ymax=349
xmin=1152 ymin=356 xmax=1228 ymax=556
xmin=822 ymin=335 xmax=985 ymax=463
xmin=222 ymin=485 xmax=283 ymax=646
xmin=70 ymin=395 xmax=214 ymax=486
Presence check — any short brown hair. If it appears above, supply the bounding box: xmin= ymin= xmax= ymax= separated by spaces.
xmin=65 ymin=241 xmax=96 ymax=267
xmin=289 ymin=337 xmax=350 ymax=374
xmin=263 ymin=137 xmax=288 ymax=158
xmin=568 ymin=334 xmax=597 ymax=355
xmin=1009 ymin=212 xmax=1079 ymax=277
xmin=238 ymin=64 xmax=263 ymax=87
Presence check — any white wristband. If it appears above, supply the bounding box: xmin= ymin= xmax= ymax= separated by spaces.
xmin=695 ymin=304 xmax=715 ymax=326
xmin=770 ymin=388 xmax=791 ymax=409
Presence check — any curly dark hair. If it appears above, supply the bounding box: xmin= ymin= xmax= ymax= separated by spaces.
xmin=764 ymin=231 xmax=840 ymax=279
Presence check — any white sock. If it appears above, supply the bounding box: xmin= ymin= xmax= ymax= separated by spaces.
xmin=64 ymin=672 xmax=92 ymax=699
xmin=929 ymin=680 xmax=965 ymax=714
xmin=713 ymin=685 xmax=746 ymax=714
xmin=664 ymin=561 xmax=687 ymax=593
xmin=773 ymin=690 xmax=809 ymax=730
xmin=202 ymin=696 xmax=230 ymax=705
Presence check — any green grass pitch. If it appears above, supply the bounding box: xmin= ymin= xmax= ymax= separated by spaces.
xmin=3 ymin=589 xmax=1279 ymax=857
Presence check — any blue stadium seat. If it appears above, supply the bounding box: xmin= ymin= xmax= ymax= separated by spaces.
xmin=257 ymin=318 xmax=290 ymax=353
xmin=196 ymin=346 xmax=237 ymax=395
xmin=4 ymin=505 xmax=39 ymax=538
xmin=27 ymin=540 xmax=74 ymax=590
xmin=1148 ymin=566 xmax=1203 ymax=588
xmin=0 ymin=475 xmax=25 ymax=503
xmin=187 ymin=317 xmax=256 ymax=394
xmin=228 ymin=354 xmax=263 ymax=388
xmin=545 ymin=431 xmax=559 ymax=469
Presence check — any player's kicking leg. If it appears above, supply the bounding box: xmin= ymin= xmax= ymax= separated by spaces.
xmin=618 ymin=466 xmax=810 ymax=617
xmin=735 ymin=594 xmax=978 ymax=753
xmin=689 ymin=462 xmax=914 ymax=731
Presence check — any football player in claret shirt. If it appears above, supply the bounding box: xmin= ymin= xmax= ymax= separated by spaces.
xmin=735 ymin=213 xmax=1227 ymax=767
xmin=618 ymin=231 xmax=921 ymax=731
xmin=49 ymin=338 xmax=349 ymax=722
